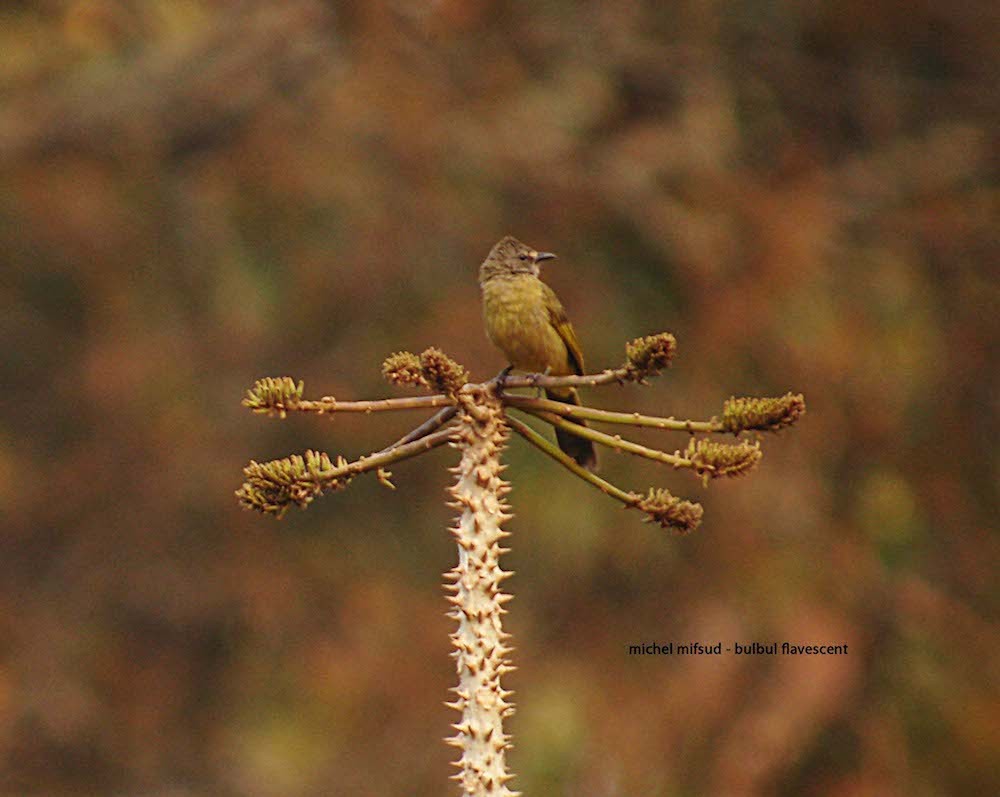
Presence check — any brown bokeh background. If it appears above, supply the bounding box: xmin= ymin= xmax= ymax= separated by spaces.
xmin=1 ymin=2 xmax=996 ymax=795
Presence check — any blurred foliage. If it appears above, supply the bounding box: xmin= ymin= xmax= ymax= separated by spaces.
xmin=1 ymin=1 xmax=997 ymax=795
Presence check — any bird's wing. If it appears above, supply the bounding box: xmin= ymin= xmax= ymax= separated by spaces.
xmin=542 ymin=282 xmax=585 ymax=375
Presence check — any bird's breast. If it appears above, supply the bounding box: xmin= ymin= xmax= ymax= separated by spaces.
xmin=481 ymin=276 xmax=570 ymax=374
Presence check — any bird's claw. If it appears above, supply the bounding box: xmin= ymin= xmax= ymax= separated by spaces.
xmin=494 ymin=365 xmax=514 ymax=395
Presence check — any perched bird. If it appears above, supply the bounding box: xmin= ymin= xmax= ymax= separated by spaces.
xmin=479 ymin=235 xmax=598 ymax=470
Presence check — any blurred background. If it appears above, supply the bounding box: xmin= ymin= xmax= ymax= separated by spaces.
xmin=1 ymin=1 xmax=996 ymax=795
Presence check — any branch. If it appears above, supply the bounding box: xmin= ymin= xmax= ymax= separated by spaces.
xmin=376 ymin=405 xmax=460 ymax=455
xmin=504 ymin=394 xmax=720 ymax=433
xmin=520 ymin=409 xmax=708 ymax=475
xmin=523 ymin=408 xmax=762 ymax=482
xmin=504 ymin=392 xmax=805 ymax=435
xmin=303 ymin=395 xmax=455 ymax=413
xmin=243 ymin=376 xmax=453 ymax=417
xmin=236 ymin=423 xmax=458 ymax=517
xmin=505 ymin=415 xmax=635 ymax=503
xmin=506 ymin=415 xmax=703 ymax=534
xmin=498 ymin=331 xmax=678 ymax=390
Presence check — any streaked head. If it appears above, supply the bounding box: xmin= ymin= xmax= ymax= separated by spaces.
xmin=479 ymin=235 xmax=556 ymax=283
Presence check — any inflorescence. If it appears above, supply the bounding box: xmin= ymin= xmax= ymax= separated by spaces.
xmin=238 ymin=332 xmax=805 ymax=533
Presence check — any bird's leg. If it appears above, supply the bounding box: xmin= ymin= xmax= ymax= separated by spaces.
xmin=493 ymin=365 xmax=514 ymax=395
xmin=536 ymin=366 xmax=552 ymax=398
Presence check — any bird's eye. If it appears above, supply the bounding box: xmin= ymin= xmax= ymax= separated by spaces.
xmin=518 ymin=254 xmax=529 ymax=261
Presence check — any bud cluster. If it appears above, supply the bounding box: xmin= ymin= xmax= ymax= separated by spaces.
xmin=242 ymin=376 xmax=305 ymax=417
xmin=633 ymin=487 xmax=704 ymax=534
xmin=236 ymin=450 xmax=349 ymax=517
xmin=685 ymin=437 xmax=762 ymax=482
xmin=623 ymin=333 xmax=677 ymax=381
xmin=383 ymin=347 xmax=469 ymax=396
xmin=721 ymin=393 xmax=806 ymax=433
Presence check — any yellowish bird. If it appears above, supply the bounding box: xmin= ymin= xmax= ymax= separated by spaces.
xmin=479 ymin=236 xmax=597 ymax=470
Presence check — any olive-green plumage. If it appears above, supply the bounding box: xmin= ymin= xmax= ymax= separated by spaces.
xmin=479 ymin=236 xmax=598 ymax=471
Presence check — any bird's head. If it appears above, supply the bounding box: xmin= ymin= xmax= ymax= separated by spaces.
xmin=479 ymin=235 xmax=556 ymax=283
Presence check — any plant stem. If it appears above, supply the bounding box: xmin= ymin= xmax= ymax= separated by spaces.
xmin=516 ymin=409 xmax=706 ymax=474
xmin=445 ymin=388 xmax=518 ymax=796
xmin=505 ymin=415 xmax=636 ymax=504
xmin=377 ymin=405 xmax=460 ymax=455
xmin=297 ymin=394 xmax=455 ymax=413
xmin=503 ymin=394 xmax=721 ymax=433
xmin=320 ymin=424 xmax=458 ymax=482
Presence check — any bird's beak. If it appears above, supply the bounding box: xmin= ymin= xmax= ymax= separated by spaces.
xmin=535 ymin=251 xmax=557 ymax=262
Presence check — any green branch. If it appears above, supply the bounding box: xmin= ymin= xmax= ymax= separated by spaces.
xmin=518 ymin=408 xmax=706 ymax=475
xmin=376 ymin=405 xmax=460 ymax=455
xmin=506 ymin=415 xmax=703 ymax=534
xmin=243 ymin=376 xmax=455 ymax=417
xmin=506 ymin=415 xmax=636 ymax=502
xmin=504 ymin=394 xmax=720 ymax=433
xmin=503 ymin=392 xmax=805 ymax=435
xmin=237 ymin=423 xmax=459 ymax=516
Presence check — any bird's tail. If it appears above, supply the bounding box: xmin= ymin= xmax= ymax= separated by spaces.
xmin=545 ymin=387 xmax=598 ymax=471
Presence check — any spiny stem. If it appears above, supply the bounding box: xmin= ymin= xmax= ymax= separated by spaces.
xmin=503 ymin=394 xmax=721 ymax=433
xmin=517 ymin=408 xmax=708 ymax=474
xmin=446 ymin=389 xmax=518 ymax=796
xmin=506 ymin=415 xmax=635 ymax=503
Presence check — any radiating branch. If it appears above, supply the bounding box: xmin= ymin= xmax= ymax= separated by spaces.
xmin=506 ymin=415 xmax=703 ymax=534
xmin=243 ymin=376 xmax=454 ymax=417
xmin=236 ymin=423 xmax=458 ymax=516
xmin=498 ymin=331 xmax=677 ymax=390
xmin=303 ymin=395 xmax=454 ymax=413
xmin=504 ymin=394 xmax=719 ymax=433
xmin=519 ymin=408 xmax=708 ymax=474
xmin=503 ymin=392 xmax=805 ymax=435
xmin=506 ymin=415 xmax=636 ymax=503
xmin=521 ymin=408 xmax=763 ymax=482
xmin=376 ymin=405 xmax=460 ymax=455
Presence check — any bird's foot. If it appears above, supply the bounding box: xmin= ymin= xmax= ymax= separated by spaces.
xmin=493 ymin=365 xmax=514 ymax=395
xmin=536 ymin=366 xmax=552 ymax=398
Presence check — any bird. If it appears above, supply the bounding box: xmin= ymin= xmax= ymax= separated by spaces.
xmin=479 ymin=235 xmax=598 ymax=471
